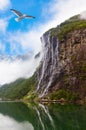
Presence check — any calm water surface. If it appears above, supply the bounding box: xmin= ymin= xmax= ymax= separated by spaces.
xmin=0 ymin=102 xmax=86 ymax=130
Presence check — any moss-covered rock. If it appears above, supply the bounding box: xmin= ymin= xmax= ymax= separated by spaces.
xmin=49 ymin=89 xmax=78 ymax=102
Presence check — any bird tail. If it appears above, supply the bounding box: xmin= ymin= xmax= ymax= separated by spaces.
xmin=15 ymin=18 xmax=19 ymax=22
xmin=15 ymin=18 xmax=21 ymax=22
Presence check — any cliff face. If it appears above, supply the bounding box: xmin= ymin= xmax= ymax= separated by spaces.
xmin=36 ymin=16 xmax=86 ymax=101
xmin=52 ymin=29 xmax=86 ymax=99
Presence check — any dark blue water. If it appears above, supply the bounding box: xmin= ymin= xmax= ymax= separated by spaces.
xmin=0 ymin=102 xmax=86 ymax=130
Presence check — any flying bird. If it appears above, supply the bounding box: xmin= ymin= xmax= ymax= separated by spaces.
xmin=10 ymin=9 xmax=35 ymax=22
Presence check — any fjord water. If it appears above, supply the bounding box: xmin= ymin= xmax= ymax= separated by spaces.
xmin=0 ymin=102 xmax=86 ymax=130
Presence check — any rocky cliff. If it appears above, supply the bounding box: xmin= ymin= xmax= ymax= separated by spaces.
xmin=36 ymin=15 xmax=86 ymax=102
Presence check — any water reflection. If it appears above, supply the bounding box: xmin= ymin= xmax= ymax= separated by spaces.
xmin=35 ymin=104 xmax=55 ymax=130
xmin=0 ymin=113 xmax=34 ymax=130
xmin=0 ymin=102 xmax=86 ymax=130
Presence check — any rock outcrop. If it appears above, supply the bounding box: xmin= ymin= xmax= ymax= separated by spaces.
xmin=36 ymin=15 xmax=86 ymax=101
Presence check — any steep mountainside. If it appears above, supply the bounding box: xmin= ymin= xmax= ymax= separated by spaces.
xmin=0 ymin=14 xmax=86 ymax=102
xmin=36 ymin=15 xmax=86 ymax=102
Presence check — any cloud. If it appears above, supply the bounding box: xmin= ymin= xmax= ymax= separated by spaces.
xmin=79 ymin=11 xmax=86 ymax=20
xmin=7 ymin=29 xmax=42 ymax=54
xmin=56 ymin=0 xmax=86 ymax=22
xmin=0 ymin=54 xmax=41 ymax=85
xmin=1 ymin=0 xmax=86 ymax=84
xmin=41 ymin=0 xmax=86 ymax=28
xmin=0 ymin=19 xmax=8 ymax=33
xmin=0 ymin=41 xmax=5 ymax=53
xmin=0 ymin=0 xmax=11 ymax=11
xmin=0 ymin=113 xmax=34 ymax=130
xmin=0 ymin=14 xmax=13 ymax=34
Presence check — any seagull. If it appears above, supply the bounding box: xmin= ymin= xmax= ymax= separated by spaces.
xmin=10 ymin=9 xmax=35 ymax=22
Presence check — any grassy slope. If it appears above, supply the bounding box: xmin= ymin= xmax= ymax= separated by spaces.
xmin=51 ymin=15 xmax=86 ymax=40
xmin=0 ymin=75 xmax=35 ymax=100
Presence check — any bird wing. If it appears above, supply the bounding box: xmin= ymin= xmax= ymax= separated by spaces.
xmin=10 ymin=9 xmax=23 ymax=17
xmin=25 ymin=15 xmax=35 ymax=19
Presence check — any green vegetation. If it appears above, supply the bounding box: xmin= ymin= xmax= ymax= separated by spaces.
xmin=60 ymin=15 xmax=79 ymax=26
xmin=49 ymin=89 xmax=78 ymax=102
xmin=0 ymin=75 xmax=36 ymax=100
xmin=51 ymin=15 xmax=86 ymax=40
xmin=58 ymin=20 xmax=86 ymax=40
xmin=23 ymin=91 xmax=38 ymax=101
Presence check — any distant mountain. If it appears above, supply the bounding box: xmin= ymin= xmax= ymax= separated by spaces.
xmin=0 ymin=75 xmax=35 ymax=100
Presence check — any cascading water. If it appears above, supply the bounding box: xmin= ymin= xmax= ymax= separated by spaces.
xmin=37 ymin=31 xmax=51 ymax=91
xmin=37 ymin=31 xmax=60 ymax=97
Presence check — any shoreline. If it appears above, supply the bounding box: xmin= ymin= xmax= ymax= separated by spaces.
xmin=0 ymin=98 xmax=86 ymax=105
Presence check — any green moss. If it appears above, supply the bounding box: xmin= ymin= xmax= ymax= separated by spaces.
xmin=23 ymin=91 xmax=38 ymax=101
xmin=49 ymin=89 xmax=78 ymax=102
xmin=82 ymin=64 xmax=86 ymax=72
xmin=62 ymin=75 xmax=69 ymax=83
xmin=50 ymin=19 xmax=86 ymax=40
xmin=59 ymin=20 xmax=86 ymax=40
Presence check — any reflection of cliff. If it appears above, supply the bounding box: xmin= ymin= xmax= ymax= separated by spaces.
xmin=0 ymin=102 xmax=55 ymax=130
xmin=0 ymin=102 xmax=34 ymax=122
xmin=0 ymin=102 xmax=86 ymax=130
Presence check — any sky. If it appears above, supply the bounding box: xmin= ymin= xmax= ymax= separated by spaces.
xmin=0 ymin=0 xmax=86 ymax=84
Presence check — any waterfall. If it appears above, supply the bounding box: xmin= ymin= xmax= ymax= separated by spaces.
xmin=37 ymin=32 xmax=51 ymax=91
xmin=41 ymin=37 xmax=59 ymax=97
xmin=37 ymin=31 xmax=59 ymax=97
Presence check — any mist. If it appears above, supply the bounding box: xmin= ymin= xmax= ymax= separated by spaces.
xmin=0 ymin=54 xmax=41 ymax=85
xmin=79 ymin=11 xmax=86 ymax=20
